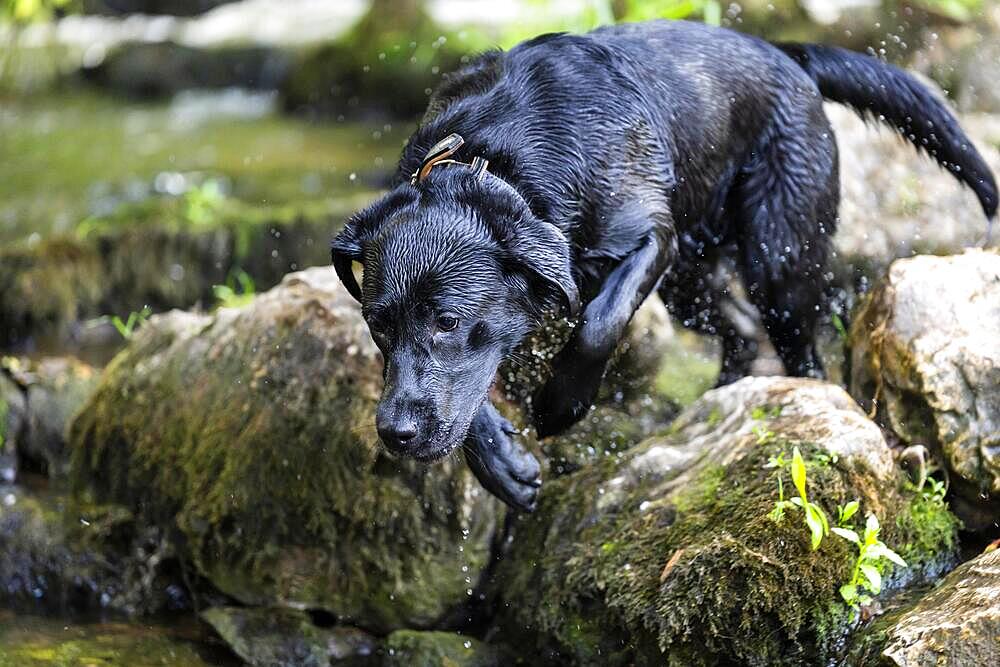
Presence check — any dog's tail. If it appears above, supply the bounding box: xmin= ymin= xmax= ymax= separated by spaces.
xmin=777 ymin=42 xmax=998 ymax=234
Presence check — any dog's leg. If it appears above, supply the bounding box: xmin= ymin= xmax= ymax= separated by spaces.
xmin=658 ymin=252 xmax=761 ymax=386
xmin=735 ymin=104 xmax=839 ymax=379
xmin=533 ymin=235 xmax=669 ymax=437
xmin=463 ymin=401 xmax=541 ymax=512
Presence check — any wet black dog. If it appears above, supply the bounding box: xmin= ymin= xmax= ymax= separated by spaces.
xmin=332 ymin=20 xmax=997 ymax=511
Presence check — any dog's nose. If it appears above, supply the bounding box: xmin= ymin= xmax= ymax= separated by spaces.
xmin=377 ymin=416 xmax=418 ymax=450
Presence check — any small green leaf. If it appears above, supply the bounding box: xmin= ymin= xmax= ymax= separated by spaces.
xmin=791 ymin=447 xmax=808 ymax=501
xmin=860 ymin=564 xmax=882 ymax=593
xmin=804 ymin=507 xmax=824 ymax=550
xmin=864 ymin=513 xmax=880 ymax=544
xmin=839 ymin=583 xmax=858 ymax=603
xmin=868 ymin=544 xmax=907 ymax=568
xmin=831 ymin=527 xmax=861 ymax=545
xmin=840 ymin=500 xmax=859 ymax=524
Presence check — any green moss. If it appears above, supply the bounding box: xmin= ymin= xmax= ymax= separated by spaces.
xmin=496 ymin=391 xmax=962 ymax=666
xmin=69 ymin=275 xmax=500 ymax=632
xmin=384 ymin=630 xmax=508 ymax=667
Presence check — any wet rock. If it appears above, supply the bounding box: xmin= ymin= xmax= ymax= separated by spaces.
xmin=494 ymin=376 xmax=960 ymax=666
xmin=829 ymin=103 xmax=1000 ymax=284
xmin=849 ymin=250 xmax=1000 ymax=531
xmin=0 ymin=371 xmax=27 ymax=483
xmin=383 ymin=630 xmax=507 ymax=667
xmin=0 ymin=198 xmax=342 ymax=348
xmin=201 ymin=606 xmax=377 ymax=667
xmin=0 ymin=487 xmax=117 ymax=613
xmin=1 ymin=357 xmax=99 ymax=478
xmin=70 ymin=267 xmax=502 ymax=633
xmin=850 ymin=547 xmax=1000 ymax=666
xmin=80 ymin=42 xmax=290 ymax=98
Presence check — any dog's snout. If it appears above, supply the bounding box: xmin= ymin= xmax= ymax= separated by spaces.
xmin=376 ymin=406 xmax=420 ymax=451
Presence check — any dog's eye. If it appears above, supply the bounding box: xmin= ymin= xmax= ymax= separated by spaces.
xmin=436 ymin=314 xmax=459 ymax=332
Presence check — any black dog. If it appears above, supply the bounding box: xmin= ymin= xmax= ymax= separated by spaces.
xmin=332 ymin=20 xmax=997 ymax=511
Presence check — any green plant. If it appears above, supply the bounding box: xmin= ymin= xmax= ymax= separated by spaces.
xmin=213 ymin=269 xmax=256 ymax=309
xmin=751 ymin=423 xmax=775 ymax=445
xmin=110 ymin=306 xmax=151 ymax=340
xmin=788 ymin=447 xmax=830 ymax=550
xmin=832 ymin=513 xmax=907 ymax=608
xmin=830 ymin=312 xmax=848 ymax=344
xmin=183 ymin=180 xmax=226 ymax=227
xmin=617 ymin=0 xmax=722 ymax=25
xmin=766 ymin=447 xmax=830 ymax=550
xmin=837 ymin=500 xmax=860 ymax=527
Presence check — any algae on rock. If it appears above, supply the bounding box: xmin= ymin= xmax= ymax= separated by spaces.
xmin=849 ymin=250 xmax=1000 ymax=531
xmin=493 ymin=377 xmax=960 ymax=666
xmin=69 ymin=267 xmax=502 ymax=633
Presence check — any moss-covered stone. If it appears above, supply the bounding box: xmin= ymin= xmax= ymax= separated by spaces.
xmin=848 ymin=250 xmax=1000 ymax=531
xmin=0 ymin=195 xmax=366 ymax=348
xmin=201 ymin=606 xmax=377 ymax=667
xmin=0 ymin=487 xmax=120 ymax=613
xmin=69 ymin=267 xmax=502 ymax=633
xmin=0 ymin=357 xmax=99 ymax=478
xmin=384 ymin=630 xmax=507 ymax=667
xmin=492 ymin=377 xmax=961 ymax=666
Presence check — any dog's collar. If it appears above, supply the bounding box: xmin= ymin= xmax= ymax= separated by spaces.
xmin=409 ymin=133 xmax=489 ymax=185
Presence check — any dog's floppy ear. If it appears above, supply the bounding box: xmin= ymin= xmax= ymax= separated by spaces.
xmin=505 ymin=220 xmax=580 ymax=318
xmin=330 ymin=224 xmax=364 ymax=303
xmin=331 ymin=188 xmax=418 ymax=304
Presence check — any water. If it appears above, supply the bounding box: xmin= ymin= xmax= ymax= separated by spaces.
xmin=0 ymin=89 xmax=407 ymax=243
xmin=0 ymin=610 xmax=240 ymax=666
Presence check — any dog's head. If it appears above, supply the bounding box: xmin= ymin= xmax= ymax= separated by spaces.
xmin=332 ymin=168 xmax=578 ymax=461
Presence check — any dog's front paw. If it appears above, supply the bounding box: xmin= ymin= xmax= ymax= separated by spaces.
xmin=464 ymin=405 xmax=541 ymax=512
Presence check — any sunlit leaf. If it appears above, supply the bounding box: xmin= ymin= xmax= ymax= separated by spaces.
xmin=860 ymin=564 xmax=882 ymax=593
xmin=832 ymin=527 xmax=860 ymax=545
xmin=840 ymin=500 xmax=859 ymax=524
xmin=839 ymin=583 xmax=858 ymax=603
xmin=791 ymin=447 xmax=807 ymax=501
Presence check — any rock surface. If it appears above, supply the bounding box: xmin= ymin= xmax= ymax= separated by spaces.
xmin=849 ymin=250 xmax=1000 ymax=531
xmin=829 ymin=100 xmax=1000 ymax=281
xmin=201 ymin=606 xmax=377 ymax=667
xmin=851 ymin=547 xmax=1000 ymax=666
xmin=493 ymin=376 xmax=960 ymax=666
xmin=69 ymin=267 xmax=502 ymax=633
xmin=0 ymin=357 xmax=99 ymax=479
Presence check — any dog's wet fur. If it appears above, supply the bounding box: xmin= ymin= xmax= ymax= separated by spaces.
xmin=332 ymin=20 xmax=997 ymax=511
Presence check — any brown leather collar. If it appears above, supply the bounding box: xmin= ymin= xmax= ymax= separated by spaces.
xmin=409 ymin=133 xmax=489 ymax=185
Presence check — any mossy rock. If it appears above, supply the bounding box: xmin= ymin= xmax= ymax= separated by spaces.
xmin=0 ymin=196 xmax=348 ymax=348
xmin=1 ymin=356 xmax=99 ymax=478
xmin=280 ymin=0 xmax=464 ymax=120
xmin=848 ymin=547 xmax=1000 ymax=665
xmin=69 ymin=267 xmax=502 ymax=633
xmin=848 ymin=250 xmax=1000 ymax=531
xmin=384 ymin=630 xmax=507 ymax=667
xmin=201 ymin=606 xmax=377 ymax=667
xmin=492 ymin=377 xmax=960 ymax=666
xmin=0 ymin=487 xmax=122 ymax=614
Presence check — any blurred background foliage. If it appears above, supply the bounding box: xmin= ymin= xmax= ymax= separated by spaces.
xmin=1 ymin=0 xmax=998 ymax=245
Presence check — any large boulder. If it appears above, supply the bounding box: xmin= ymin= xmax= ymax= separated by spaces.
xmin=69 ymin=267 xmax=502 ymax=633
xmin=849 ymin=250 xmax=1000 ymax=531
xmin=492 ymin=377 xmax=960 ymax=666
xmin=850 ymin=547 xmax=1000 ymax=666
